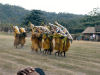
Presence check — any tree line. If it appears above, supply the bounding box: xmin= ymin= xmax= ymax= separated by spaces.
xmin=0 ymin=3 xmax=100 ymax=33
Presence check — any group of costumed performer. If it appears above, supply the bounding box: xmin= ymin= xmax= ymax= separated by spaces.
xmin=30 ymin=21 xmax=73 ymax=57
xmin=13 ymin=26 xmax=27 ymax=48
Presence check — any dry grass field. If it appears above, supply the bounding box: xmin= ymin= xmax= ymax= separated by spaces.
xmin=0 ymin=32 xmax=100 ymax=75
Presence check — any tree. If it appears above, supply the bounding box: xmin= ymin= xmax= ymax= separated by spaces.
xmin=0 ymin=3 xmax=29 ymax=25
xmin=88 ymin=8 xmax=100 ymax=16
xmin=81 ymin=8 xmax=100 ymax=27
xmin=22 ymin=10 xmax=46 ymax=26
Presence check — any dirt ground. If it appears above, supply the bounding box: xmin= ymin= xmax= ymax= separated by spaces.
xmin=0 ymin=32 xmax=100 ymax=75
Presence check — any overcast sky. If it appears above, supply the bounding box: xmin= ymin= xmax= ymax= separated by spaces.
xmin=0 ymin=0 xmax=100 ymax=14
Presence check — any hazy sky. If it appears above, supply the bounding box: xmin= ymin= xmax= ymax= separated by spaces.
xmin=0 ymin=0 xmax=100 ymax=14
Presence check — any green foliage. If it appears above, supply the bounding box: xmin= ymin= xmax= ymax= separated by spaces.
xmin=23 ymin=10 xmax=84 ymax=33
xmin=81 ymin=15 xmax=100 ymax=26
xmin=81 ymin=8 xmax=100 ymax=27
xmin=0 ymin=3 xmax=30 ymax=25
xmin=22 ymin=10 xmax=46 ymax=26
xmin=0 ymin=3 xmax=85 ymax=33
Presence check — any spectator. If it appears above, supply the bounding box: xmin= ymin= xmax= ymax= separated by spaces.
xmin=17 ymin=67 xmax=45 ymax=75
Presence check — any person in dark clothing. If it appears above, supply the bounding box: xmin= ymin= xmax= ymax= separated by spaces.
xmin=17 ymin=67 xmax=45 ymax=75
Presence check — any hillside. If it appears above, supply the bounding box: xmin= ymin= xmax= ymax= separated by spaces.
xmin=0 ymin=3 xmax=30 ymax=25
xmin=44 ymin=11 xmax=84 ymax=33
xmin=0 ymin=3 xmax=85 ymax=33
xmin=23 ymin=10 xmax=84 ymax=33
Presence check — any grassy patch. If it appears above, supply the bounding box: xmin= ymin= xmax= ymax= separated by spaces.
xmin=0 ymin=32 xmax=100 ymax=75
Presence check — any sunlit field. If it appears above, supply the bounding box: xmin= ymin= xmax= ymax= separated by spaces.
xmin=0 ymin=32 xmax=100 ymax=75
